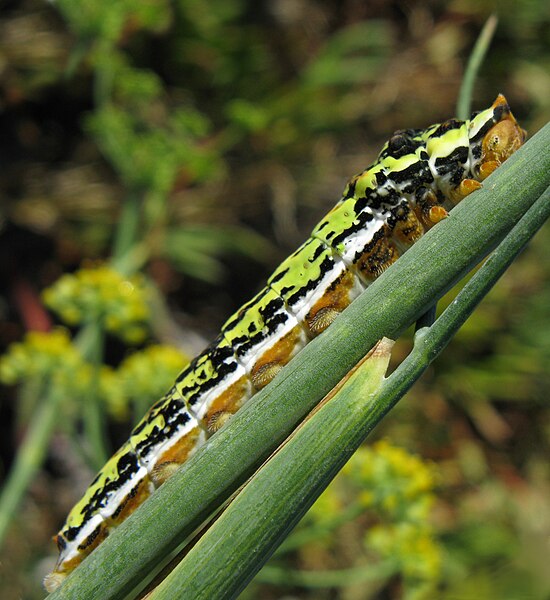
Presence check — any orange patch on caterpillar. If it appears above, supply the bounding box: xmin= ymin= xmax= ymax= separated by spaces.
xmin=150 ymin=426 xmax=204 ymax=486
xmin=391 ymin=202 xmax=425 ymax=246
xmin=355 ymin=227 xmax=400 ymax=280
xmin=107 ymin=474 xmax=154 ymax=523
xmin=305 ymin=269 xmax=358 ymax=335
xmin=200 ymin=374 xmax=251 ymax=428
xmin=250 ymin=326 xmax=305 ymax=389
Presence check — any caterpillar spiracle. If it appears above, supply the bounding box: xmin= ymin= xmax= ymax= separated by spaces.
xmin=44 ymin=94 xmax=526 ymax=592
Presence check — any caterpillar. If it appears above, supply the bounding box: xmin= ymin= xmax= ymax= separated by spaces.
xmin=44 ymin=95 xmax=525 ymax=592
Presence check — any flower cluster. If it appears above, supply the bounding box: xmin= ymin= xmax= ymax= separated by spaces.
xmin=0 ymin=331 xmax=189 ymax=425
xmin=344 ymin=439 xmax=438 ymax=520
xmin=43 ymin=265 xmax=151 ymax=343
xmin=305 ymin=440 xmax=442 ymax=597
xmin=0 ymin=329 xmax=91 ymax=397
xmin=345 ymin=441 xmax=441 ymax=590
xmin=367 ymin=521 xmax=441 ymax=585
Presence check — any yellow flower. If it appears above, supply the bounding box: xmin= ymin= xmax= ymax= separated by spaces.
xmin=300 ymin=439 xmax=442 ymax=589
xmin=0 ymin=329 xmax=90 ymax=395
xmin=43 ymin=264 xmax=151 ymax=343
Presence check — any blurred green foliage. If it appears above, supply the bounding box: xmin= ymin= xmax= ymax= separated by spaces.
xmin=0 ymin=1 xmax=549 ymax=599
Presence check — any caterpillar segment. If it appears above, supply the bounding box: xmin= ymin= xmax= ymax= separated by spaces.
xmin=267 ymin=237 xmax=365 ymax=335
xmin=220 ymin=285 xmax=309 ymax=391
xmin=45 ymin=95 xmax=525 ymax=592
xmin=173 ymin=336 xmax=253 ymax=427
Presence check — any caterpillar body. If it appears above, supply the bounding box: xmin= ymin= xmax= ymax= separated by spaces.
xmin=45 ymin=95 xmax=525 ymax=592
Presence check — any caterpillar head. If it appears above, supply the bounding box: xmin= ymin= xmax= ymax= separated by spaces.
xmin=479 ymin=94 xmax=527 ymax=180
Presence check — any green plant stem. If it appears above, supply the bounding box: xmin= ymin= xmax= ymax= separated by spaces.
xmin=379 ymin=180 xmax=550 ymax=418
xmin=0 ymin=386 xmax=63 ymax=547
xmin=146 ymin=184 xmax=550 ymax=600
xmin=45 ymin=124 xmax=550 ymax=600
xmin=457 ymin=14 xmax=498 ymax=120
xmin=16 ymin=374 xmax=45 ymax=431
xmin=111 ymin=191 xmax=143 ymax=274
xmin=149 ymin=340 xmax=395 ymax=600
xmin=0 ymin=318 xmax=112 ymax=549
xmin=82 ymin=321 xmax=109 ymax=470
xmin=94 ymin=40 xmax=117 ymax=107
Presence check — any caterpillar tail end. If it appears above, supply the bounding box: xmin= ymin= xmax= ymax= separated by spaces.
xmin=44 ymin=570 xmax=66 ymax=593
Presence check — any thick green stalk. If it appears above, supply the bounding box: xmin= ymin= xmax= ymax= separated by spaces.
xmin=46 ymin=124 xmax=550 ymax=600
xmin=148 ymin=340 xmax=395 ymax=599
xmin=147 ymin=184 xmax=550 ymax=599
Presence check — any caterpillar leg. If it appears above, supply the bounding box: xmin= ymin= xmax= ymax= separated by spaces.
xmin=251 ymin=361 xmax=284 ymax=389
xmin=416 ymin=188 xmax=448 ymax=227
xmin=479 ymin=161 xmax=500 ymax=180
xmin=391 ymin=202 xmax=425 ymax=247
xmin=151 ymin=461 xmax=182 ymax=486
xmin=451 ymin=178 xmax=483 ymax=202
xmin=306 ymin=306 xmax=342 ymax=335
xmin=249 ymin=325 xmax=305 ymax=389
xmin=149 ymin=425 xmax=206 ymax=486
xmin=206 ymin=410 xmax=234 ymax=433
xmin=304 ymin=268 xmax=364 ymax=336
xmin=428 ymin=206 xmax=448 ymax=223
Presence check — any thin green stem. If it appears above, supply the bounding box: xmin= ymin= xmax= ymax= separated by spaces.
xmin=64 ymin=38 xmax=91 ymax=80
xmin=457 ymin=14 xmax=498 ymax=120
xmin=0 ymin=385 xmax=63 ymax=547
xmin=111 ymin=191 xmax=143 ymax=273
xmin=82 ymin=321 xmax=109 ymax=470
xmin=94 ymin=40 xmax=117 ymax=108
xmin=0 ymin=317 xmax=115 ymax=549
xmin=383 ymin=183 xmax=550 ymax=409
xmin=16 ymin=374 xmax=45 ymax=431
